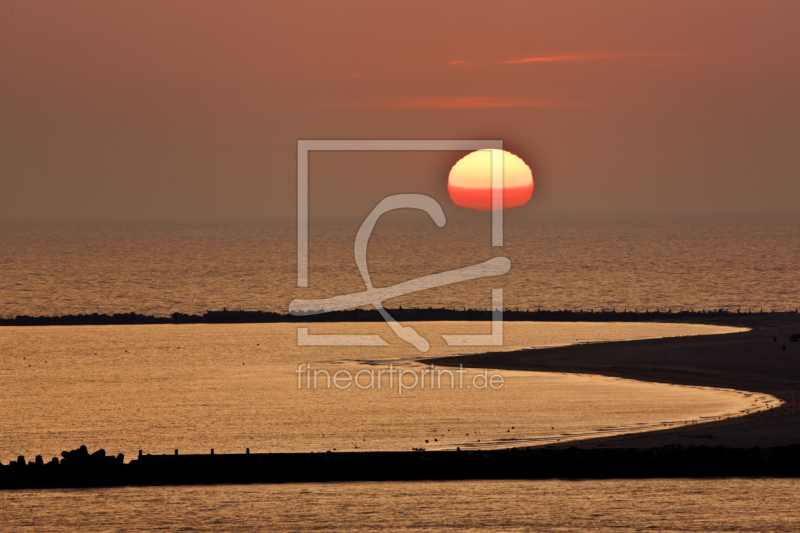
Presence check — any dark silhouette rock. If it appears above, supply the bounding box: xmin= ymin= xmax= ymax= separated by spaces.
xmin=3 ymin=444 xmax=800 ymax=489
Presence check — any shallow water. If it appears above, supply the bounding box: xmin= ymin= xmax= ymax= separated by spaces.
xmin=2 ymin=478 xmax=798 ymax=532
xmin=1 ymin=321 xmax=771 ymax=463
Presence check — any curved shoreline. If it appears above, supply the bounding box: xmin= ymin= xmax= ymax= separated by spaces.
xmin=353 ymin=322 xmax=769 ymax=451
xmin=425 ymin=313 xmax=800 ymax=448
xmin=424 ymin=377 xmax=782 ymax=451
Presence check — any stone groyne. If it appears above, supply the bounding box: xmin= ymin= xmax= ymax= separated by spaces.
xmin=2 ymin=445 xmax=800 ymax=489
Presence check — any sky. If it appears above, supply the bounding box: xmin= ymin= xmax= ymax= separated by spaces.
xmin=2 ymin=0 xmax=799 ymax=219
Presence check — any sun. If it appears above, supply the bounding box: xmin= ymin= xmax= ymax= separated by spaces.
xmin=447 ymin=149 xmax=534 ymax=210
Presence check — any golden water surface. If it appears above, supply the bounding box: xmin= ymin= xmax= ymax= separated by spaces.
xmin=0 ymin=321 xmax=771 ymax=462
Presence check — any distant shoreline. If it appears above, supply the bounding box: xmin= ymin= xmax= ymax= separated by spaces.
xmin=2 ymin=307 xmax=797 ymax=327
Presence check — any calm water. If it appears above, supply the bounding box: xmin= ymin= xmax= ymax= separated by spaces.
xmin=1 ymin=214 xmax=796 ymax=530
xmin=1 ymin=213 xmax=798 ymax=318
xmin=2 ymin=479 xmax=799 ymax=532
xmin=0 ymin=321 xmax=767 ymax=463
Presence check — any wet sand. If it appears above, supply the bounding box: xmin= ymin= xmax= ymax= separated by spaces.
xmin=427 ymin=313 xmax=800 ymax=448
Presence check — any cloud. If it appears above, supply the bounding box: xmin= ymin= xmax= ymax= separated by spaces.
xmin=358 ymin=95 xmax=586 ymax=110
xmin=450 ymin=51 xmax=692 ymax=66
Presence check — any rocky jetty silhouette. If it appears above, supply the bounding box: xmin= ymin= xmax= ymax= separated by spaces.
xmin=2 ymin=444 xmax=800 ymax=489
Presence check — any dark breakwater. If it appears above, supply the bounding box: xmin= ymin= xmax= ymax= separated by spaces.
xmin=2 ymin=307 xmax=798 ymax=327
xmin=2 ymin=445 xmax=800 ymax=489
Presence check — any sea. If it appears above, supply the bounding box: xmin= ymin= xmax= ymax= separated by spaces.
xmin=1 ymin=212 xmax=798 ymax=317
xmin=1 ymin=212 xmax=798 ymax=531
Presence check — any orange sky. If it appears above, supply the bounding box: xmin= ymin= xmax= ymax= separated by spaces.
xmin=1 ymin=0 xmax=799 ymax=218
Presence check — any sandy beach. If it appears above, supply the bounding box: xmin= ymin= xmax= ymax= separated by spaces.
xmin=427 ymin=313 xmax=800 ymax=448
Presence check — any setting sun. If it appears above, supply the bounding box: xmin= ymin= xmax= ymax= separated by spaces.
xmin=448 ymin=149 xmax=534 ymax=210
